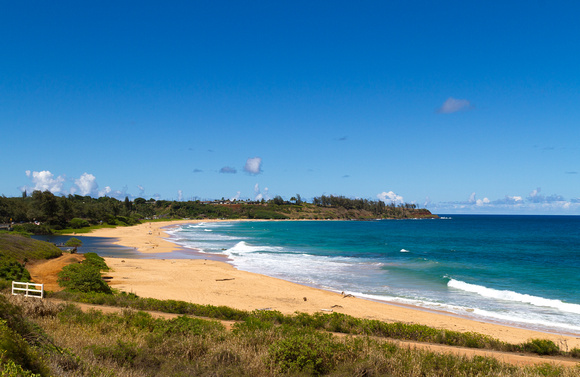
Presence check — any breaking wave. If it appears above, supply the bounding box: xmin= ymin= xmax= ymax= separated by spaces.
xmin=448 ymin=279 xmax=580 ymax=315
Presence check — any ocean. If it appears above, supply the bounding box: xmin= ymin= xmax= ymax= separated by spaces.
xmin=165 ymin=215 xmax=580 ymax=335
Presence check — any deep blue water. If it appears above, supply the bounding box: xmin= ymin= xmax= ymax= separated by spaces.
xmin=166 ymin=215 xmax=580 ymax=334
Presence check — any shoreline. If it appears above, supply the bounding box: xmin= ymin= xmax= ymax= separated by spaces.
xmin=82 ymin=219 xmax=580 ymax=349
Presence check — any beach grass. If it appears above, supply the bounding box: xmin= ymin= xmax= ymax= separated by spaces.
xmin=3 ymin=294 xmax=579 ymax=376
xmin=48 ymin=290 xmax=580 ymax=360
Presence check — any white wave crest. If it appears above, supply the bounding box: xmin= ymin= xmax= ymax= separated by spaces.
xmin=448 ymin=279 xmax=580 ymax=315
xmin=400 ymin=249 xmax=409 ymax=253
xmin=226 ymin=241 xmax=283 ymax=254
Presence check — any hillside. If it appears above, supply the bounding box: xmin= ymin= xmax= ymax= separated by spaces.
xmin=0 ymin=234 xmax=62 ymax=262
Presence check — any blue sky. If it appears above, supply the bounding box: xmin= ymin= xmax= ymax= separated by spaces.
xmin=1 ymin=1 xmax=579 ymax=214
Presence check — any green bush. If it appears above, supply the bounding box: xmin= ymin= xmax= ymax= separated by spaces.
xmin=522 ymin=339 xmax=561 ymax=356
xmin=11 ymin=224 xmax=53 ymax=235
xmin=269 ymin=331 xmax=351 ymax=375
xmin=82 ymin=253 xmax=108 ymax=271
xmin=0 ymin=256 xmax=30 ymax=282
xmin=64 ymin=237 xmax=83 ymax=247
xmin=57 ymin=264 xmax=111 ymax=294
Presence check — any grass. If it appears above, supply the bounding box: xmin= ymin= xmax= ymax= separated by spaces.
xmin=48 ymin=290 xmax=580 ymax=360
xmin=3 ymin=294 xmax=580 ymax=376
xmin=0 ymin=234 xmax=62 ymax=262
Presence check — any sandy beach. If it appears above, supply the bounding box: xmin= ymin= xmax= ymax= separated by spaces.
xmin=84 ymin=220 xmax=580 ymax=349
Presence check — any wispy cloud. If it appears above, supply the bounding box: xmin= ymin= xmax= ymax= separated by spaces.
xmin=192 ymin=169 xmax=203 ymax=173
xmin=436 ymin=97 xmax=473 ymax=114
xmin=427 ymin=189 xmax=580 ymax=214
xmin=244 ymin=157 xmax=263 ymax=175
xmin=220 ymin=166 xmax=237 ymax=174
xmin=254 ymin=183 xmax=269 ymax=201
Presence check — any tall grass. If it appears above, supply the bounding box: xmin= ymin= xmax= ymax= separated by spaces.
xmin=48 ymin=290 xmax=580 ymax=360
xmin=4 ymin=294 xmax=580 ymax=376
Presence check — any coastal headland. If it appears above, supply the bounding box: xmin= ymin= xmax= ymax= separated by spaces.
xmin=82 ymin=220 xmax=580 ymax=350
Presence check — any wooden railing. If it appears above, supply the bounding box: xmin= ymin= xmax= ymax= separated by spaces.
xmin=12 ymin=281 xmax=44 ymax=299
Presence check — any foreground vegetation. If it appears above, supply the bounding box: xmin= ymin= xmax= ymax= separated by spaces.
xmin=0 ymin=191 xmax=437 ymax=235
xmin=2 ymin=294 xmax=579 ymax=377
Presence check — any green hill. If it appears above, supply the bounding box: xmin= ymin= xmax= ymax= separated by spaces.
xmin=0 ymin=234 xmax=62 ymax=262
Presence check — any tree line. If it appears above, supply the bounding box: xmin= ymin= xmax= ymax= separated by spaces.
xmin=0 ymin=191 xmax=434 ymax=234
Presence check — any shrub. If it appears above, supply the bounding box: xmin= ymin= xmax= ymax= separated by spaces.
xmin=82 ymin=253 xmax=109 ymax=271
xmin=0 ymin=256 xmax=30 ymax=282
xmin=64 ymin=237 xmax=83 ymax=247
xmin=57 ymin=264 xmax=111 ymax=294
xmin=522 ymin=339 xmax=561 ymax=356
xmin=269 ymin=331 xmax=350 ymax=375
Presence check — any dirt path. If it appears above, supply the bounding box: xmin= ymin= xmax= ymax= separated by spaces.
xmin=27 ymin=254 xmax=84 ymax=291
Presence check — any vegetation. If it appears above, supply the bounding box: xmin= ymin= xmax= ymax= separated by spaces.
xmin=49 ymin=290 xmax=580 ymax=362
xmin=0 ymin=234 xmax=62 ymax=261
xmin=0 ymin=191 xmax=437 ymax=235
xmin=1 ymin=293 xmax=579 ymax=377
xmin=64 ymin=237 xmax=82 ymax=247
xmin=0 ymin=234 xmax=62 ymax=290
xmin=57 ymin=253 xmax=111 ymax=294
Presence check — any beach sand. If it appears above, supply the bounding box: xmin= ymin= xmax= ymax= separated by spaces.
xmin=84 ymin=220 xmax=580 ymax=349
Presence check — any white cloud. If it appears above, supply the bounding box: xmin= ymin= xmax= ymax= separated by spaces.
xmin=230 ymin=191 xmax=241 ymax=201
xmin=377 ymin=191 xmax=404 ymax=205
xmin=74 ymin=173 xmax=98 ymax=196
xmin=24 ymin=170 xmax=65 ymax=193
xmin=99 ymin=186 xmax=112 ymax=197
xmin=244 ymin=157 xmax=262 ymax=175
xmin=476 ymin=197 xmax=490 ymax=206
xmin=437 ymin=97 xmax=473 ymax=114
xmin=178 ymin=190 xmax=183 ymax=201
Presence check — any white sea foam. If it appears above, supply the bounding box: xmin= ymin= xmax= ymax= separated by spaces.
xmin=448 ymin=279 xmax=580 ymax=315
xmin=471 ymin=308 xmax=580 ymax=333
xmin=400 ymin=249 xmax=409 ymax=253
xmin=225 ymin=241 xmax=284 ymax=254
xmin=354 ymin=290 xmax=580 ymax=332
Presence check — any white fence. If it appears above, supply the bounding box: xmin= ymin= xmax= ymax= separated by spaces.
xmin=12 ymin=281 xmax=44 ymax=299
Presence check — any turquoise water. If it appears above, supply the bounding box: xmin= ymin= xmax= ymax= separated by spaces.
xmin=167 ymin=215 xmax=580 ymax=335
